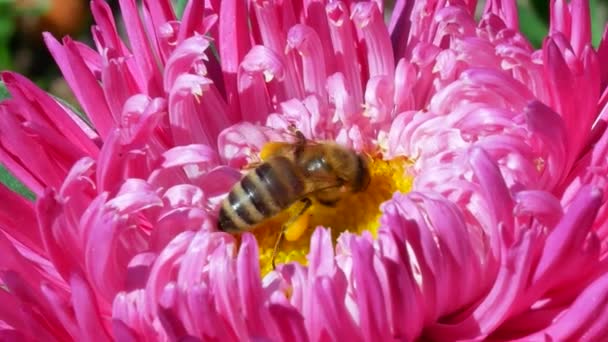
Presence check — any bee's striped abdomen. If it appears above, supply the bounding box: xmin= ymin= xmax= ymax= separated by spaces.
xmin=218 ymin=156 xmax=304 ymax=232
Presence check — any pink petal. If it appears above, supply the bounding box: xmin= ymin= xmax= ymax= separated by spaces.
xmin=351 ymin=2 xmax=395 ymax=79
xmin=70 ymin=273 xmax=112 ymax=341
xmin=1 ymin=72 xmax=100 ymax=157
xmin=43 ymin=34 xmax=115 ymax=139
xmin=287 ymin=24 xmax=327 ymax=100
xmin=116 ymin=0 xmax=163 ymax=96
xmin=237 ymin=45 xmax=286 ymax=122
xmin=218 ymin=0 xmax=251 ymax=121
xmin=0 ymin=183 xmax=43 ymax=255
xmin=250 ymin=0 xmax=304 ymax=99
xmin=237 ymin=233 xmax=278 ymax=337
xmin=326 ymin=1 xmax=364 ymax=103
xmin=101 ymin=58 xmax=142 ymax=119
xmin=483 ymin=0 xmax=519 ymax=30
xmin=532 ymin=186 xmax=602 ymax=285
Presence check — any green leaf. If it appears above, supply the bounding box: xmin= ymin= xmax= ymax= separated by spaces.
xmin=0 ymin=81 xmax=9 ymax=100
xmin=0 ymin=166 xmax=35 ymax=201
xmin=518 ymin=1 xmax=549 ymax=49
xmin=590 ymin=0 xmax=607 ymax=47
xmin=173 ymin=0 xmax=189 ymax=18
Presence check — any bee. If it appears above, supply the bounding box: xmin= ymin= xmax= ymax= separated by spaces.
xmin=217 ymin=131 xmax=371 ymax=266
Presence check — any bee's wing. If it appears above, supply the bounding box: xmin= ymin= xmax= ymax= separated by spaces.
xmin=299 ymin=173 xmax=344 ymax=196
xmin=259 ymin=139 xmax=318 ymax=161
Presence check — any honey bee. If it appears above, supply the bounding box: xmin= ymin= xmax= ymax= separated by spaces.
xmin=217 ymin=131 xmax=371 ymax=266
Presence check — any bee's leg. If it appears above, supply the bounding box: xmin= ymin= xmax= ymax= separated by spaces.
xmin=271 ymin=198 xmax=313 ymax=269
xmin=243 ymin=161 xmax=262 ymax=170
xmin=286 ymin=124 xmax=307 ymax=145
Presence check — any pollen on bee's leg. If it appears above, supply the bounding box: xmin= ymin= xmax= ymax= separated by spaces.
xmin=284 ymin=210 xmax=310 ymax=241
xmin=259 ymin=142 xmax=290 ymax=160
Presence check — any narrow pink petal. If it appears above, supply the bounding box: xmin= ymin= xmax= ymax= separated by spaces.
xmin=1 ymin=72 xmax=99 ymax=156
xmin=430 ymin=68 xmax=534 ymax=114
xmin=514 ymin=190 xmax=563 ymax=228
xmin=82 ymin=209 xmax=124 ymax=302
xmin=43 ymin=34 xmax=115 ymax=139
xmin=36 ymin=190 xmax=88 ymax=283
xmin=160 ymin=144 xmax=218 ymax=169
xmin=102 ymin=58 xmax=142 ymax=119
xmin=250 ymin=1 xmax=305 ymax=99
xmin=168 ymin=74 xmax=218 ymax=148
xmin=598 ymin=25 xmax=608 ymax=90
xmin=176 ymin=233 xmax=232 ymax=295
xmin=483 ymin=0 xmax=519 ymax=30
xmin=57 ymin=157 xmax=96 ymax=222
xmin=119 ymin=95 xmax=169 ymax=152
xmin=218 ymin=0 xmax=252 ymax=121
xmin=117 ymin=0 xmax=162 ymax=96
xmin=0 ymin=287 xmax=60 ymax=341
xmin=0 ymin=183 xmax=43 ymax=255
xmin=348 ymin=234 xmax=391 ymax=341
xmin=364 ymin=75 xmax=394 ymax=125
xmin=141 ymin=0 xmax=176 ymax=35
xmin=0 ymin=103 xmax=67 ymax=192
xmin=95 ymin=130 xmax=133 ymax=193
xmin=326 ymin=1 xmax=364 ymax=103
xmin=567 ymin=0 xmax=591 ymax=56
xmin=327 ymin=72 xmax=359 ymax=126
xmin=468 ymin=147 xmax=514 ymax=232
xmin=144 ymin=231 xmax=195 ymax=318
xmin=0 ymin=233 xmax=61 ymax=301
xmin=237 ymin=45 xmax=285 ymax=122
xmin=388 ymin=0 xmax=414 ymax=59
xmin=112 ymin=319 xmax=139 ymax=342
xmin=154 ymin=20 xmax=182 ymax=64
xmin=275 ymin=96 xmax=329 ymax=140
xmin=237 ymin=233 xmax=278 ymax=337
xmin=550 ymin=0 xmax=571 ymax=40
xmin=524 ymin=101 xmax=567 ymax=189
xmin=351 ymin=2 xmax=395 ymax=79
xmin=518 ymin=273 xmax=608 ymax=340
xmin=428 ymin=228 xmax=539 ymax=339
xmin=107 ymin=179 xmax=163 ymax=213
xmin=0 ymin=145 xmax=44 ymax=196
xmin=163 ymin=35 xmax=210 ymax=92
xmin=533 ymin=186 xmax=602 ymax=284
xmin=40 ymin=284 xmax=80 ymax=339
xmin=268 ymin=304 xmax=308 ymax=342
xmin=90 ymin=0 xmax=130 ymax=55
xmin=75 ymin=42 xmax=102 ymax=80
xmin=307 ymin=227 xmax=335 ymax=278
xmin=70 ymin=273 xmax=112 ymax=341
xmin=307 ymin=275 xmax=361 ymax=341
xmin=287 ymin=24 xmax=327 ymax=100
xmin=393 ymin=58 xmax=417 ymax=112
xmin=208 ymin=239 xmax=245 ymax=339
xmin=302 ymin=0 xmax=335 ymax=74
xmin=177 ymin=0 xmax=205 ymax=42
xmin=376 ymin=230 xmax=425 ymax=339
xmin=112 ymin=290 xmax=157 ymax=340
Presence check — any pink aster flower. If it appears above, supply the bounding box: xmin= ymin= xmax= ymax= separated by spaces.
xmin=1 ymin=0 xmax=608 ymax=340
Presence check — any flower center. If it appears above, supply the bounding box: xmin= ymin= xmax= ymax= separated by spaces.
xmin=251 ymin=155 xmax=413 ymax=274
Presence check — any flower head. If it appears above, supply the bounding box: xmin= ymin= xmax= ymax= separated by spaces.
xmin=1 ymin=0 xmax=608 ymax=340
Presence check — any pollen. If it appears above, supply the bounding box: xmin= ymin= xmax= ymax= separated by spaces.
xmin=251 ymin=155 xmax=413 ymax=275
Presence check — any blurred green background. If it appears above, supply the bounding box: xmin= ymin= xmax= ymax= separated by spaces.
xmin=0 ymin=0 xmax=607 ymax=199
